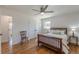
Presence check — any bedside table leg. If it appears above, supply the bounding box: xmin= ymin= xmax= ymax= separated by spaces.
xmin=76 ymin=37 xmax=78 ymax=46
xmin=68 ymin=37 xmax=71 ymax=44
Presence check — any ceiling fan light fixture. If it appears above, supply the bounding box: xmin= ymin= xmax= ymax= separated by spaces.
xmin=41 ymin=12 xmax=44 ymax=15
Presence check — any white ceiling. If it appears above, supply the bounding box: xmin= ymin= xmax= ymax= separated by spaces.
xmin=1 ymin=5 xmax=79 ymax=18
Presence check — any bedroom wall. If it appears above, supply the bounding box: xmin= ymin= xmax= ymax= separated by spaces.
xmin=51 ymin=13 xmax=79 ymax=28
xmin=51 ymin=12 xmax=79 ymax=36
xmin=41 ymin=12 xmax=79 ymax=44
xmin=0 ymin=7 xmax=38 ymax=45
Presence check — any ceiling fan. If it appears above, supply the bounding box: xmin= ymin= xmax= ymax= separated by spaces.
xmin=32 ymin=5 xmax=54 ymax=15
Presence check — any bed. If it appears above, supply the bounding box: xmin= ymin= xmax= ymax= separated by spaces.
xmin=38 ymin=28 xmax=70 ymax=54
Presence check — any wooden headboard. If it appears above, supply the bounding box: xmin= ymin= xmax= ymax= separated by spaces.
xmin=50 ymin=28 xmax=67 ymax=34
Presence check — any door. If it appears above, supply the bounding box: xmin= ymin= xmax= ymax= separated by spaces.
xmin=1 ymin=16 xmax=9 ymax=43
xmin=0 ymin=17 xmax=2 ymax=53
xmin=0 ymin=34 xmax=1 ymax=53
xmin=1 ymin=16 xmax=12 ymax=53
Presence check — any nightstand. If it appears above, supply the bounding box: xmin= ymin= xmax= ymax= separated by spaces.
xmin=68 ymin=36 xmax=78 ymax=46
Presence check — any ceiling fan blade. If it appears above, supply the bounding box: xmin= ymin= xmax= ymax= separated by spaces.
xmin=32 ymin=9 xmax=40 ymax=12
xmin=43 ymin=5 xmax=48 ymax=11
xmin=44 ymin=11 xmax=54 ymax=13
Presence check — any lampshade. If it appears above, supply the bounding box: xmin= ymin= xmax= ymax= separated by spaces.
xmin=72 ymin=28 xmax=76 ymax=31
xmin=71 ymin=27 xmax=76 ymax=31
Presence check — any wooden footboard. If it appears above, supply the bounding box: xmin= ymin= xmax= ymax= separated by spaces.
xmin=38 ymin=34 xmax=64 ymax=54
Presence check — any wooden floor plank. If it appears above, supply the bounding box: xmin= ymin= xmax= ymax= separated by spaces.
xmin=1 ymin=39 xmax=79 ymax=54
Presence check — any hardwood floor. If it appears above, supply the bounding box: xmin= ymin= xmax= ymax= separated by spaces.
xmin=69 ymin=44 xmax=79 ymax=54
xmin=1 ymin=39 xmax=56 ymax=54
xmin=1 ymin=39 xmax=79 ymax=54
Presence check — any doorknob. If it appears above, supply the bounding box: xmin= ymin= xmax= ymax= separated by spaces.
xmin=0 ymin=34 xmax=3 ymax=36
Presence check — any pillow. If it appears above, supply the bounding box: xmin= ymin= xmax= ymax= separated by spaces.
xmin=51 ymin=30 xmax=65 ymax=35
xmin=59 ymin=31 xmax=65 ymax=35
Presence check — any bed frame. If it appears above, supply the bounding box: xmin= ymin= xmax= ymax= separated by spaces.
xmin=38 ymin=28 xmax=67 ymax=54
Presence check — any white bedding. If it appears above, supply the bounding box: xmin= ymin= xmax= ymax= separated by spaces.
xmin=42 ymin=33 xmax=70 ymax=54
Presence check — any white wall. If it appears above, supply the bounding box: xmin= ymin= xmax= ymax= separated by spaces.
xmin=41 ymin=12 xmax=79 ymax=44
xmin=51 ymin=13 xmax=79 ymax=28
xmin=42 ymin=12 xmax=79 ymax=32
xmin=51 ymin=12 xmax=79 ymax=36
xmin=0 ymin=7 xmax=38 ymax=45
xmin=28 ymin=18 xmax=37 ymax=39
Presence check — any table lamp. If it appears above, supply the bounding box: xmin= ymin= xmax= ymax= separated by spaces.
xmin=71 ymin=27 xmax=76 ymax=37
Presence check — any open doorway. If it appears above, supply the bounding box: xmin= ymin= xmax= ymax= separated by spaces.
xmin=1 ymin=15 xmax=12 ymax=54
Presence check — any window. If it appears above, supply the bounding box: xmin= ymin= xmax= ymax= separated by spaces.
xmin=44 ymin=21 xmax=51 ymax=29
